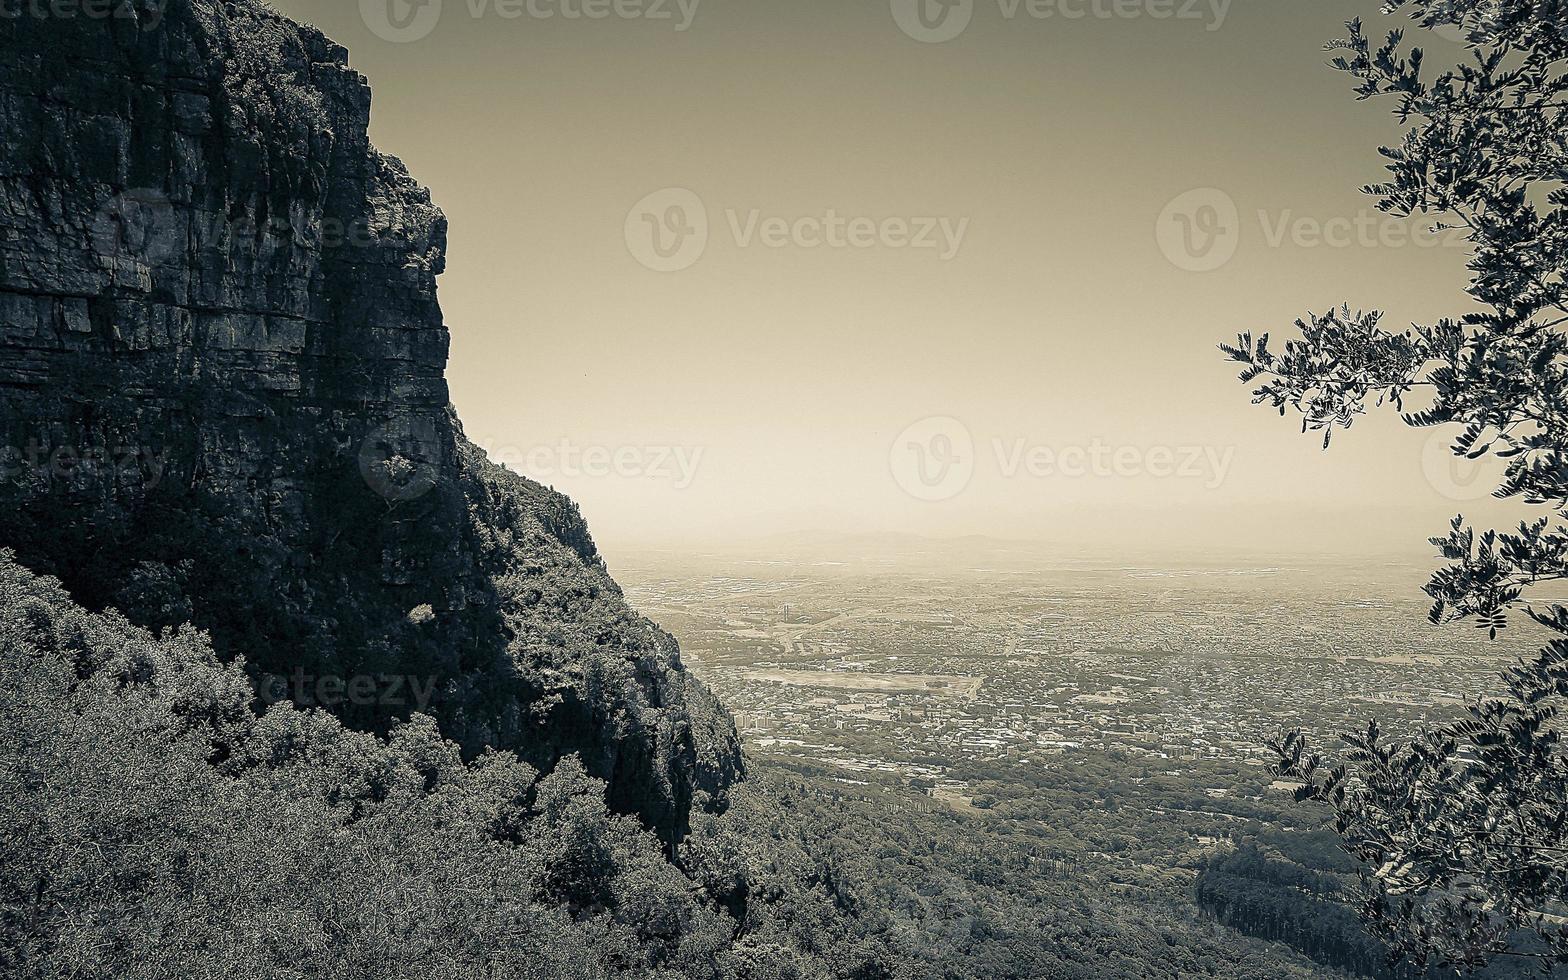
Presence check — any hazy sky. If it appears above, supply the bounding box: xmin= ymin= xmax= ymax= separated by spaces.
xmin=272 ymin=0 xmax=1527 ymax=558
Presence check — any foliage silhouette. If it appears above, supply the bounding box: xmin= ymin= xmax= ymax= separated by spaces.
xmin=1220 ymin=0 xmax=1568 ymax=970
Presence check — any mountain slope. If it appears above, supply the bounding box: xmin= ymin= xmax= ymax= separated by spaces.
xmin=0 ymin=0 xmax=739 ymax=844
xmin=0 ymin=551 xmax=734 ymax=978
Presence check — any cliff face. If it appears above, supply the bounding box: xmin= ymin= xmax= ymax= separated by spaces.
xmin=0 ymin=0 xmax=740 ymax=844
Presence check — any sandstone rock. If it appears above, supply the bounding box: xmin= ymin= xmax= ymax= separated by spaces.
xmin=0 ymin=0 xmax=741 ymax=846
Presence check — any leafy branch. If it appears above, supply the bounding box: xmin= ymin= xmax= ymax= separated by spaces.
xmin=1223 ymin=1 xmax=1568 ymax=970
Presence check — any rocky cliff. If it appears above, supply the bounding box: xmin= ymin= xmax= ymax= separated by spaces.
xmin=0 ymin=0 xmax=741 ymax=845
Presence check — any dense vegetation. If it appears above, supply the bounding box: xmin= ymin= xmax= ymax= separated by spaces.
xmin=1219 ymin=0 xmax=1568 ymax=970
xmin=1198 ymin=839 xmax=1412 ymax=978
xmin=1197 ymin=831 xmax=1544 ymax=980
xmin=0 ymin=552 xmax=729 ymax=979
xmin=1 ymin=551 xmax=1342 ymax=979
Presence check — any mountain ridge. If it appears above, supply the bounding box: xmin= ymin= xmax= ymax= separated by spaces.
xmin=0 ymin=0 xmax=740 ymax=845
